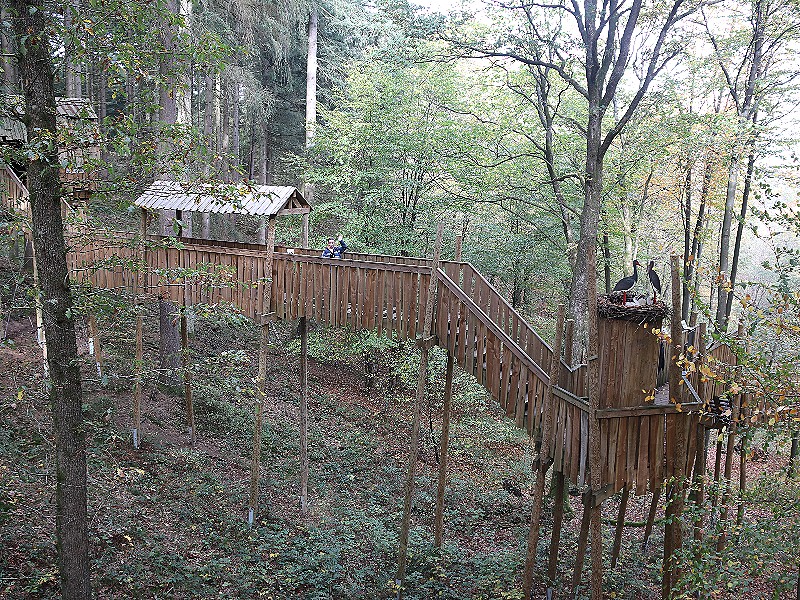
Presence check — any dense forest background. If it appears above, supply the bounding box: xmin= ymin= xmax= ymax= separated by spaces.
xmin=1 ymin=0 xmax=800 ymax=597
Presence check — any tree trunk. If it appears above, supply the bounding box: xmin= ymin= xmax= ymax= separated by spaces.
xmin=724 ymin=129 xmax=757 ymax=321
xmin=683 ymin=154 xmax=712 ymax=321
xmin=302 ymin=7 xmax=319 ymax=206
xmin=231 ymin=77 xmax=240 ymax=179
xmin=64 ymin=1 xmax=81 ymax=98
xmin=12 ymin=1 xmax=92 ymax=595
xmin=1 ymin=8 xmax=17 ymax=94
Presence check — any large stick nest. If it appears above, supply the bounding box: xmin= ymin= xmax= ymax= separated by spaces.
xmin=598 ymin=293 xmax=670 ymax=322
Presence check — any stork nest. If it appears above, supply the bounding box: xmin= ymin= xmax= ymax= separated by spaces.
xmin=598 ymin=293 xmax=670 ymax=322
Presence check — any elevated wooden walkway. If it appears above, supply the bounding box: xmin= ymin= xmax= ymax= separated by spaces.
xmin=62 ymin=231 xmax=724 ymax=495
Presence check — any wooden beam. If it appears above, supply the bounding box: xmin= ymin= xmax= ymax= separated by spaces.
xmin=181 ymin=311 xmax=196 ymax=445
xmin=248 ymin=216 xmax=276 ymax=525
xmin=299 ymin=315 xmax=309 ymax=516
xmin=522 ymin=304 xmax=565 ymax=598
xmin=132 ymin=314 xmax=143 ymax=449
xmin=396 ymin=223 xmax=444 ymax=590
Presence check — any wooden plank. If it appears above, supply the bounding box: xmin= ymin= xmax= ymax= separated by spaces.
xmin=665 ymin=413 xmax=676 ymax=480
xmin=313 ymin=261 xmax=322 ymax=322
xmin=637 ymin=416 xmax=650 ymax=495
xmin=507 ymin=356 xmax=520 ymax=418
xmin=655 ymin=415 xmax=665 ymax=483
xmin=626 ymin=415 xmax=638 ymax=489
xmin=615 ymin=416 xmax=628 ymax=490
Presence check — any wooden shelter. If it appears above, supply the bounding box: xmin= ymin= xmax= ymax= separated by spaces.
xmin=0 ymin=96 xmax=99 ymax=200
xmin=134 ymin=180 xmax=311 ymax=245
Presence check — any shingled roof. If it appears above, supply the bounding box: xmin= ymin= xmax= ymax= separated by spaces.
xmin=134 ymin=180 xmax=311 ymax=217
xmin=0 ymin=96 xmax=99 ymax=145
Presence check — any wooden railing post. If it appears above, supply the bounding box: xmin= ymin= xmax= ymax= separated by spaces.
xmin=396 ymin=223 xmax=443 ymax=595
xmin=433 ymin=233 xmax=463 ymax=548
xmin=522 ymin=303 xmax=565 ymax=598
xmin=248 ymin=215 xmax=276 ymax=525
xmin=299 ymin=315 xmax=309 ymax=516
xmin=132 ymin=314 xmax=143 ymax=449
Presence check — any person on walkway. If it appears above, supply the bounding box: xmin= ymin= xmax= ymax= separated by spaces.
xmin=322 ymin=235 xmax=347 ymax=258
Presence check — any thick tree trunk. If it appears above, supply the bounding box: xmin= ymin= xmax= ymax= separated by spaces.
xmin=12 ymin=1 xmax=92 ymax=596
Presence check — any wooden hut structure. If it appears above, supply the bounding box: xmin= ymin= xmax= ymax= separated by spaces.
xmin=134 ymin=180 xmax=311 ymax=246
xmin=0 ymin=96 xmax=98 ymax=206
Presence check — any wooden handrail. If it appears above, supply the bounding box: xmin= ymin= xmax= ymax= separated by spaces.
xmin=436 ymin=267 xmax=550 ymax=385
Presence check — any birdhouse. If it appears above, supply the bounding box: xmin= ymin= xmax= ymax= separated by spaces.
xmin=596 ymin=296 xmax=668 ymax=409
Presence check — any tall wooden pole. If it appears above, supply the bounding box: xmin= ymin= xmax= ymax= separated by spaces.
xmin=571 ymin=492 xmax=592 ymax=592
xmin=299 ymin=315 xmax=309 ymax=516
xmin=132 ymin=314 xmax=143 ymax=449
xmin=181 ymin=311 xmax=196 ymax=445
xmin=611 ymin=485 xmax=630 ymax=569
xmin=396 ymin=223 xmax=443 ymax=594
xmin=302 ymin=213 xmax=309 ymax=249
xmin=522 ymin=304 xmax=565 ymax=598
xmin=546 ymin=470 xmax=567 ymax=593
xmin=248 ymin=215 xmax=276 ymax=525
xmin=433 ymin=237 xmax=462 ymax=547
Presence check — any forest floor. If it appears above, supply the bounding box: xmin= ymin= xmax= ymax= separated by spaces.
xmin=0 ymin=261 xmax=798 ymax=599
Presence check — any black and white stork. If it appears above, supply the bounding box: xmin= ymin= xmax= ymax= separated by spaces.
xmin=647 ymin=260 xmax=662 ymax=303
xmin=612 ymin=260 xmax=642 ymax=304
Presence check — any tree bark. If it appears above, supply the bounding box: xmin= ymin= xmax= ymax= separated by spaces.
xmin=12 ymin=1 xmax=92 ymax=596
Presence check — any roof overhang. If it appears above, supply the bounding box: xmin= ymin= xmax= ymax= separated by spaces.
xmin=134 ymin=180 xmax=311 ymax=217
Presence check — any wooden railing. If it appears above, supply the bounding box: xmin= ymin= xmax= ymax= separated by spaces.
xmin=66 ymin=232 xmax=747 ymax=494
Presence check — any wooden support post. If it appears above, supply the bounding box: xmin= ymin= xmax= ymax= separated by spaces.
xmin=433 ymin=348 xmax=455 ymax=548
xmin=611 ymin=485 xmax=630 ymax=569
xmin=132 ymin=314 xmax=143 ymax=449
xmin=248 ymin=215 xmax=276 ymax=525
xmin=181 ymin=311 xmax=196 ymax=445
xmin=546 ymin=470 xmax=566 ymax=594
xmin=433 ymin=235 xmax=463 ymax=548
xmin=396 ymin=223 xmax=443 ymax=594
xmin=299 ymin=315 xmax=309 ymax=516
xmin=434 ymin=231 xmax=462 ymax=548
xmin=87 ymin=314 xmax=103 ymax=379
xmin=642 ymin=484 xmax=661 ymax=550
xmin=522 ymin=304 xmax=565 ymax=599
xmin=139 ymin=208 xmax=148 ymax=297
xmin=302 ymin=212 xmax=309 ymax=249
xmin=571 ymin=492 xmax=592 ymax=593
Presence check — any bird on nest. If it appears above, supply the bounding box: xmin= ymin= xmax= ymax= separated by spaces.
xmin=612 ymin=260 xmax=642 ymax=304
